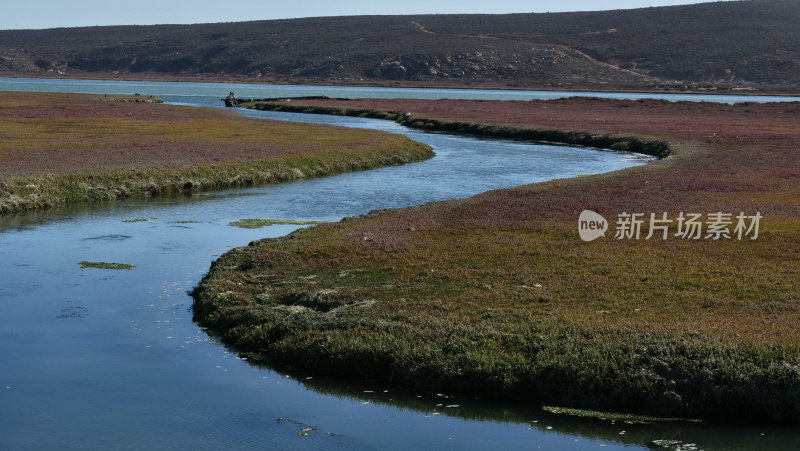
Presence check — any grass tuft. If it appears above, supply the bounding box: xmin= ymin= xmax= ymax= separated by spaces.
xmin=541 ymin=406 xmax=700 ymax=424
xmin=79 ymin=261 xmax=135 ymax=270
xmin=229 ymin=218 xmax=330 ymax=229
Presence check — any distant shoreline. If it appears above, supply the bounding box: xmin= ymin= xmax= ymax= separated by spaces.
xmin=3 ymin=72 xmax=799 ymax=98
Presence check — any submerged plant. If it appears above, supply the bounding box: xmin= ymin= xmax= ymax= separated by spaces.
xmin=541 ymin=406 xmax=699 ymax=424
xmin=229 ymin=218 xmax=330 ymax=229
xmin=79 ymin=261 xmax=135 ymax=270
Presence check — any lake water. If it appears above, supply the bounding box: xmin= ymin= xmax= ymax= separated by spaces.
xmin=1 ymin=76 xmax=799 ymax=104
xmin=1 ymin=78 xmax=798 ymax=450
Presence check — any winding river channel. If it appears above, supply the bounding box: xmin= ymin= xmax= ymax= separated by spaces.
xmin=1 ymin=78 xmax=799 ymax=450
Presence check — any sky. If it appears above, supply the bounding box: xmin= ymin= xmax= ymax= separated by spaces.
xmin=1 ymin=0 xmax=723 ymax=30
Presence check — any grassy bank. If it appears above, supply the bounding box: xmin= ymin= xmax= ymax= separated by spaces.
xmin=193 ymin=97 xmax=800 ymax=424
xmin=0 ymin=92 xmax=433 ymax=214
xmin=240 ymin=100 xmax=672 ymax=158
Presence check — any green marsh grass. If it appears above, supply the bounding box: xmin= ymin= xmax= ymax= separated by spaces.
xmin=79 ymin=261 xmax=135 ymax=270
xmin=541 ymin=406 xmax=699 ymax=424
xmin=229 ymin=218 xmax=330 ymax=229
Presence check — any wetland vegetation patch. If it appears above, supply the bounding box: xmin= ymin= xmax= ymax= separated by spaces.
xmin=541 ymin=406 xmax=699 ymax=424
xmin=229 ymin=218 xmax=330 ymax=229
xmin=194 ymin=97 xmax=800 ymax=424
xmin=79 ymin=261 xmax=135 ymax=270
xmin=0 ymin=92 xmax=433 ymax=215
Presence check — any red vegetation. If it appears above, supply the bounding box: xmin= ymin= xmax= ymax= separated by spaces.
xmin=194 ymin=96 xmax=800 ymax=422
xmin=268 ymin=97 xmax=800 ymax=219
xmin=0 ymin=91 xmax=405 ymax=177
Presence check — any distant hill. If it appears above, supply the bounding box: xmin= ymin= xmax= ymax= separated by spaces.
xmin=1 ymin=0 xmax=799 ymax=91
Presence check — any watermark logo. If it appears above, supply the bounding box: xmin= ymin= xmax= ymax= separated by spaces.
xmin=578 ymin=210 xmax=609 ymax=242
xmin=578 ymin=211 xmax=762 ymax=241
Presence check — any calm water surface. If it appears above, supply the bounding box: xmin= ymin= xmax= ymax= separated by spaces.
xmin=2 ymin=76 xmax=799 ymax=103
xmin=0 ymin=79 xmax=798 ymax=450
